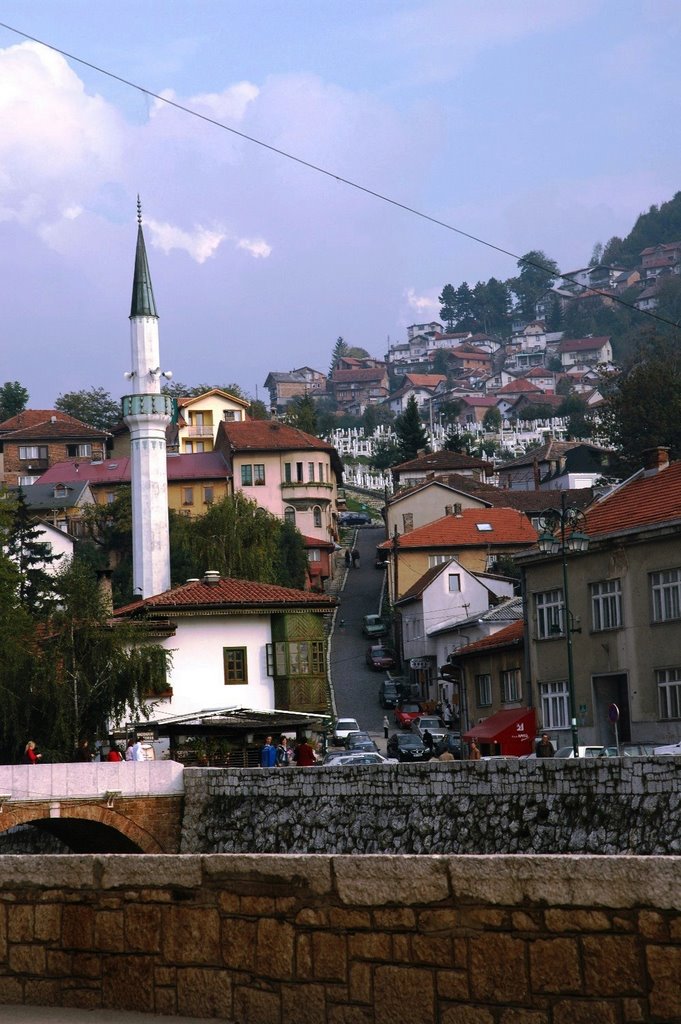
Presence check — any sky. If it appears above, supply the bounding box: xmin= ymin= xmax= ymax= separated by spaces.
xmin=0 ymin=1 xmax=680 ymax=408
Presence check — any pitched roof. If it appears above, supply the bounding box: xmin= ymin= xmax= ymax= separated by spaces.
xmin=9 ymin=481 xmax=93 ymax=510
xmin=498 ymin=440 xmax=606 ymax=471
xmin=37 ymin=452 xmax=231 ymax=486
xmin=393 ymin=450 xmax=493 ymax=474
xmin=331 ymin=367 xmax=387 ymax=383
xmin=454 ymin=619 xmax=524 ymax=656
xmin=557 ymin=336 xmax=611 ymax=353
xmin=114 ymin=576 xmax=337 ymax=615
xmin=496 ymin=378 xmax=542 ymax=395
xmin=177 ymin=389 xmax=250 ymax=409
xmin=0 ymin=410 xmax=109 ymax=439
xmin=379 ymin=507 xmax=538 ymax=550
xmin=584 ymin=460 xmax=681 ymax=538
xmin=219 ymin=420 xmax=336 ymax=455
xmin=402 ymin=373 xmax=447 ymax=389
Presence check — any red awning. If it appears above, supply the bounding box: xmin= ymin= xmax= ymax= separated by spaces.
xmin=464 ymin=707 xmax=536 ymax=755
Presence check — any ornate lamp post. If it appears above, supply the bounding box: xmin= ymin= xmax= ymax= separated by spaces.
xmin=537 ymin=493 xmax=590 ymax=757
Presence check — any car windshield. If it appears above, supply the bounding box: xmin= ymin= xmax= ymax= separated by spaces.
xmin=397 ymin=735 xmax=423 ymax=747
xmin=336 ymin=720 xmax=359 ymax=731
xmin=418 ymin=718 xmax=440 ymax=728
xmin=400 ymin=704 xmax=420 ymax=713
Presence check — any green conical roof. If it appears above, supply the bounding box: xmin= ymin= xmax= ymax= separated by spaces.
xmin=129 ymin=219 xmax=158 ymax=319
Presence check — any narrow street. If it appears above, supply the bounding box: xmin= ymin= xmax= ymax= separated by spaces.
xmin=329 ymin=524 xmax=392 ymax=738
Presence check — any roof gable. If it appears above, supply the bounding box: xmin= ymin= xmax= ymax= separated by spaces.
xmin=380 ymin=507 xmax=538 ymax=550
xmin=585 ymin=460 xmax=681 ymax=538
xmin=114 ymin=575 xmax=337 ymax=615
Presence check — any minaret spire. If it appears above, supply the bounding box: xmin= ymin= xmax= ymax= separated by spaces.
xmin=122 ymin=199 xmax=172 ymax=599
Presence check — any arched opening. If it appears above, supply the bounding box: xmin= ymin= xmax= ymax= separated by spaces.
xmin=0 ymin=819 xmax=143 ymax=854
xmin=284 ymin=506 xmax=296 ymax=525
xmin=313 ymin=506 xmax=322 ymax=528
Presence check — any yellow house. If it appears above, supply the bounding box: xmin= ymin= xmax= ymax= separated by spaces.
xmin=176 ymin=389 xmax=251 ymax=454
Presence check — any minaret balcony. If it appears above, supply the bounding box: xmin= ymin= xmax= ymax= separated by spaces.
xmin=122 ymin=394 xmax=177 ymax=419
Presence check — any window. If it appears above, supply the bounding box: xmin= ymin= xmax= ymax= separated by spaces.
xmin=428 ymin=553 xmax=456 ymax=568
xmin=223 ymin=647 xmax=248 ymax=684
xmin=182 ymin=487 xmax=194 ymax=506
xmin=284 ymin=506 xmax=296 ymax=525
xmin=284 ymin=462 xmax=292 ymax=483
xmin=223 ymin=410 xmax=238 ymax=421
xmin=203 ymin=486 xmax=214 ymax=504
xmin=19 ymin=446 xmax=48 ymax=461
xmin=308 ymin=549 xmax=321 ymax=562
xmin=53 ymin=484 xmax=68 ymax=497
xmin=318 ymin=462 xmax=324 ymax=482
xmin=267 ymin=641 xmax=326 ymax=676
xmin=253 ymin=464 xmax=265 ymax=485
xmin=536 ymin=589 xmax=564 ymax=639
xmin=313 ymin=506 xmax=322 ymax=528
xmin=185 ymin=441 xmax=206 ymax=453
xmin=651 ymin=568 xmax=681 ymax=622
xmin=475 ymin=674 xmax=492 ymax=707
xmin=448 ymin=573 xmax=461 ymax=593
xmin=308 ymin=462 xmax=315 ymax=481
xmin=66 ymin=443 xmax=92 ymax=458
xmin=591 ymin=579 xmax=622 ymax=631
xmin=18 ymin=475 xmax=40 ymax=486
xmin=241 ymin=464 xmax=253 ymax=486
xmin=296 ymin=462 xmax=304 ymax=482
xmin=402 ymin=513 xmax=414 ymax=532
xmin=658 ymin=668 xmax=681 ymax=719
xmin=540 ymin=681 xmax=569 ymax=729
xmin=501 ymin=668 xmax=521 ymax=703
xmin=106 ymin=492 xmax=116 ymax=505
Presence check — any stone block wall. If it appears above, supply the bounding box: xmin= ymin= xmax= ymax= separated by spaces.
xmin=0 ymin=854 xmax=679 ymax=1021
xmin=181 ymin=757 xmax=681 ymax=855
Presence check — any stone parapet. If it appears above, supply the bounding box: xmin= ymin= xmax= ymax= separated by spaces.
xmin=180 ymin=757 xmax=681 ymax=855
xmin=0 ymin=854 xmax=679 ymax=1021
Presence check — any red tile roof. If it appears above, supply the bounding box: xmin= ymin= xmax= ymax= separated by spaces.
xmin=331 ymin=368 xmax=387 ymax=383
xmin=393 ymin=450 xmax=492 ymax=474
xmin=557 ymin=336 xmax=610 ymax=353
xmin=585 ymin=460 xmax=681 ymax=538
xmin=220 ymin=420 xmax=335 ymax=454
xmin=455 ymin=620 xmax=525 ymax=655
xmin=496 ymin=379 xmax=542 ymax=395
xmin=403 ymin=373 xmax=446 ymax=388
xmin=114 ymin=576 xmax=337 ymax=615
xmin=37 ymin=452 xmax=231 ymax=485
xmin=379 ymin=507 xmax=538 ymax=550
xmin=0 ymin=410 xmax=109 ymax=439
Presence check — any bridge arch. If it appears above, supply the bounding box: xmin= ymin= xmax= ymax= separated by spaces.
xmin=0 ymin=803 xmax=165 ymax=853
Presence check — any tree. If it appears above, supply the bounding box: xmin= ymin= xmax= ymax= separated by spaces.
xmin=394 ymin=396 xmax=429 ymax=462
xmin=285 ymin=394 xmax=318 ymax=436
xmin=431 ymin=349 xmax=452 ymax=377
xmin=454 ymin=282 xmax=476 ymax=329
xmin=482 ymin=407 xmax=502 ymax=432
xmin=275 ymin=521 xmax=308 ymax=590
xmin=600 ymin=334 xmax=681 ymax=466
xmin=4 ymin=489 xmax=61 ymax=614
xmin=370 ymin=437 xmax=402 ymax=471
xmin=55 ymin=387 xmax=121 ymax=431
xmin=557 ymin=395 xmax=593 ymax=440
xmin=511 ymin=251 xmax=560 ymax=321
xmin=0 ymin=381 xmax=29 ymax=422
xmin=589 ymin=242 xmax=604 ymax=268
xmin=329 ymin=336 xmax=349 ymax=375
xmin=471 ymin=278 xmax=511 ymax=335
xmin=362 ymin=404 xmax=393 ymax=435
xmin=438 ymin=284 xmax=457 ymax=332
xmin=248 ymin=399 xmax=270 ymax=420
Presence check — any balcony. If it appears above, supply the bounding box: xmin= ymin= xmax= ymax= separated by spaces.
xmin=281 ymin=481 xmax=334 ymax=501
xmin=185 ymin=424 xmax=214 ymax=439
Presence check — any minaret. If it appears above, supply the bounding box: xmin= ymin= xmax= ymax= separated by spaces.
xmin=122 ymin=199 xmax=173 ymax=598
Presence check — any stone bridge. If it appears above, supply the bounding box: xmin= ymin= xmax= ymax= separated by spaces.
xmin=0 ymin=762 xmax=184 ymax=853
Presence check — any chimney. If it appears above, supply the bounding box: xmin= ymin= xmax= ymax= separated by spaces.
xmin=202 ymin=570 xmax=221 ymax=586
xmin=96 ymin=569 xmax=114 ymax=614
xmin=642 ymin=447 xmax=670 ymax=477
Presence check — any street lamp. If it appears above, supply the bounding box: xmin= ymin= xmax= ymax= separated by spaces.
xmin=537 ymin=493 xmax=590 ymax=757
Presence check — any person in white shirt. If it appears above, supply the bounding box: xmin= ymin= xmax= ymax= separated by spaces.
xmin=132 ymin=739 xmax=145 ymax=762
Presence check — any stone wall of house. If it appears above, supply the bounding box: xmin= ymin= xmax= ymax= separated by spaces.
xmin=181 ymin=758 xmax=681 ymax=855
xmin=0 ymin=853 xmax=679 ymax=1021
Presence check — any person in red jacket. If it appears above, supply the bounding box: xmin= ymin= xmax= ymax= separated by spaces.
xmin=23 ymin=741 xmax=42 ymax=765
xmin=294 ymin=736 xmax=316 ymax=766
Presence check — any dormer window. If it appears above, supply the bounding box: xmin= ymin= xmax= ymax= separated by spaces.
xmin=53 ymin=484 xmax=68 ymax=498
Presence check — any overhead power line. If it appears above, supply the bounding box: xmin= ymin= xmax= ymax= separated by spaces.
xmin=0 ymin=20 xmax=678 ymax=334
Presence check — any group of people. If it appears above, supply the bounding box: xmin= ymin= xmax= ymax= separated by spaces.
xmin=343 ymin=548 xmax=360 ymax=569
xmin=22 ymin=736 xmax=147 ymax=764
xmin=260 ymin=734 xmax=316 ymax=767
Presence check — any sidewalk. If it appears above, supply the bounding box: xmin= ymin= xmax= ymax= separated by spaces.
xmin=0 ymin=1008 xmax=225 ymax=1024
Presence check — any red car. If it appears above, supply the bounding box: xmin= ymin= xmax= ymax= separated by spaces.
xmin=365 ymin=645 xmax=397 ymax=671
xmin=394 ymin=702 xmax=423 ymax=729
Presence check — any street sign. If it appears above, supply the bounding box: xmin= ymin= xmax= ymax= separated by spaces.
xmin=608 ymin=703 xmax=620 ymax=724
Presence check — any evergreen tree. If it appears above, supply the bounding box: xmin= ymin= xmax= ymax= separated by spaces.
xmin=5 ymin=489 xmax=62 ymax=614
xmin=438 ymin=284 xmax=458 ymax=332
xmin=370 ymin=438 xmax=402 ymax=471
xmin=276 ymin=521 xmax=309 ymax=590
xmin=0 ymin=381 xmax=29 ymax=422
xmin=482 ymin=406 xmax=502 ymax=432
xmin=394 ymin=396 xmax=429 ymax=462
xmin=329 ymin=336 xmax=349 ymax=375
xmin=285 ymin=394 xmax=318 ymax=435
xmin=454 ymin=282 xmax=476 ymax=329
xmin=511 ymin=250 xmax=560 ymax=320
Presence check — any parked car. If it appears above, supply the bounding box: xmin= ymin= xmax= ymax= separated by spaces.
xmin=434 ymin=733 xmax=463 ymax=759
xmin=554 ymin=745 xmax=610 ymax=758
xmin=366 ymin=645 xmax=397 ymax=671
xmin=339 ymin=511 xmax=371 ymax=526
xmin=387 ymin=675 xmax=420 ymax=702
xmin=362 ymin=614 xmax=387 ymax=639
xmin=387 ymin=732 xmax=428 ymax=762
xmin=608 ymin=742 xmax=658 ymax=757
xmin=332 ymin=718 xmax=360 ymax=744
xmin=344 ymin=731 xmax=379 ymax=753
xmin=322 ymin=751 xmax=397 ymax=767
xmin=412 ymin=716 xmax=448 ymax=744
xmin=378 ymin=679 xmax=400 ymax=708
xmin=652 ymin=741 xmax=681 ymax=756
xmin=394 ymin=702 xmax=423 ymax=729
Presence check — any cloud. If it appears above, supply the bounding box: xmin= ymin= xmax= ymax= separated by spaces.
xmin=151 ymin=81 xmax=259 ymax=123
xmin=404 ymin=288 xmax=440 ymax=318
xmin=237 ymin=238 xmax=272 ymax=258
xmin=145 ymin=218 xmax=227 ymax=263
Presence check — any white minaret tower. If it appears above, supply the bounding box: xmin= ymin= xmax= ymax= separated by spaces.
xmin=122 ymin=199 xmax=173 ymax=598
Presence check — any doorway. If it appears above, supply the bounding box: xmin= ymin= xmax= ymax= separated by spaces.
xmin=592 ymin=673 xmax=630 ymax=745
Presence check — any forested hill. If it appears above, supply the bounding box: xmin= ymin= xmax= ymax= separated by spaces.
xmin=603 ymin=191 xmax=681 ymax=265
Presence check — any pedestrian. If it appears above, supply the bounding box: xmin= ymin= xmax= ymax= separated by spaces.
xmin=260 ymin=735 xmax=277 ymax=768
xmin=423 ymin=729 xmax=434 ymax=753
xmin=536 ymin=733 xmax=555 ymax=758
xmin=23 ymin=740 xmax=42 ymax=765
xmin=125 ymin=739 xmax=135 ymax=761
xmin=73 ymin=739 xmax=93 ymax=763
xmin=352 ymin=548 xmax=360 ymax=569
xmin=294 ymin=735 xmax=316 ymax=766
xmin=106 ymin=744 xmax=123 ymax=762
xmin=276 ymin=735 xmax=289 ymax=767
xmin=469 ymin=740 xmax=481 ymax=761
xmin=383 ymin=715 xmax=390 ymax=739
xmin=131 ymin=738 xmax=146 ymax=762
xmin=344 ymin=549 xmax=352 ymax=568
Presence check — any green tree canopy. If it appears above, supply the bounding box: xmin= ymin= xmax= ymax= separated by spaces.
xmin=482 ymin=406 xmax=502 ymax=432
xmin=394 ymin=395 xmax=429 ymax=462
xmin=55 ymin=387 xmax=121 ymax=431
xmin=438 ymin=284 xmax=457 ymax=332
xmin=511 ymin=250 xmax=560 ymax=320
xmin=329 ymin=336 xmax=349 ymax=375
xmin=370 ymin=437 xmax=402 ymax=471
xmin=4 ymin=489 xmax=62 ymax=614
xmin=0 ymin=381 xmax=29 ymax=422
xmin=285 ymin=393 xmax=319 ymax=436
